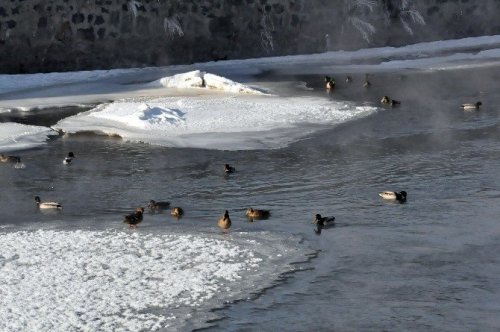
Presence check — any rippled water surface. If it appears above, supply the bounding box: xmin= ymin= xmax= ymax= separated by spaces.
xmin=1 ymin=66 xmax=500 ymax=331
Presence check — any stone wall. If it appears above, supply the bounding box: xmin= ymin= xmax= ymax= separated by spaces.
xmin=0 ymin=0 xmax=499 ymax=73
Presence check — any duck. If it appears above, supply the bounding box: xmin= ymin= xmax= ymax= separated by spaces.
xmin=14 ymin=158 xmax=26 ymax=169
xmin=379 ymin=190 xmax=407 ymax=202
xmin=345 ymin=76 xmax=352 ymax=83
xmin=0 ymin=154 xmax=20 ymax=163
xmin=313 ymin=214 xmax=336 ymax=227
xmin=245 ymin=208 xmax=271 ymax=219
xmin=313 ymin=213 xmax=335 ymax=234
xmin=123 ymin=207 xmax=144 ymax=228
xmin=35 ymin=196 xmax=62 ymax=209
xmin=324 ymin=76 xmax=335 ymax=90
xmin=224 ymin=164 xmax=235 ymax=174
xmin=147 ymin=200 xmax=170 ymax=211
xmin=170 ymin=207 xmax=184 ymax=217
xmin=217 ymin=210 xmax=232 ymax=232
xmin=63 ymin=152 xmax=75 ymax=165
xmin=461 ymin=101 xmax=482 ymax=110
xmin=381 ymin=96 xmax=401 ymax=107
xmin=363 ymin=74 xmax=371 ymax=88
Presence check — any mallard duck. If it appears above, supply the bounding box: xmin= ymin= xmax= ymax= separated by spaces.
xmin=245 ymin=208 xmax=271 ymax=219
xmin=170 ymin=207 xmax=184 ymax=217
xmin=148 ymin=200 xmax=170 ymax=211
xmin=381 ymin=96 xmax=401 ymax=106
xmin=35 ymin=196 xmax=62 ymax=209
xmin=0 ymin=154 xmax=20 ymax=163
xmin=461 ymin=101 xmax=482 ymax=110
xmin=63 ymin=152 xmax=75 ymax=165
xmin=123 ymin=207 xmax=144 ymax=228
xmin=313 ymin=213 xmax=335 ymax=234
xmin=217 ymin=210 xmax=231 ymax=231
xmin=379 ymin=191 xmax=407 ymax=202
xmin=224 ymin=164 xmax=235 ymax=174
xmin=362 ymin=73 xmax=371 ymax=88
xmin=324 ymin=76 xmax=335 ymax=90
xmin=313 ymin=214 xmax=335 ymax=227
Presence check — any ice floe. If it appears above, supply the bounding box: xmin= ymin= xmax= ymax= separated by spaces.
xmin=0 ymin=229 xmax=306 ymax=331
xmin=153 ymin=70 xmax=266 ymax=94
xmin=55 ymin=95 xmax=377 ymax=150
xmin=0 ymin=122 xmax=57 ymax=153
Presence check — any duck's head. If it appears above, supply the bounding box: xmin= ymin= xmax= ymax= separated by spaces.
xmin=135 ymin=207 xmax=145 ymax=214
xmin=315 ymin=213 xmax=322 ymax=220
xmin=476 ymin=101 xmax=482 ymax=106
xmin=381 ymin=96 xmax=389 ymax=103
xmin=224 ymin=210 xmax=229 ymax=218
xmin=35 ymin=196 xmax=41 ymax=204
xmin=400 ymin=191 xmax=407 ymax=198
xmin=324 ymin=76 xmax=331 ymax=82
xmin=148 ymin=200 xmax=156 ymax=207
xmin=68 ymin=152 xmax=75 ymax=158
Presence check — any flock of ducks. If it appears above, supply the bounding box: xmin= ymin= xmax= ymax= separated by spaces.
xmin=11 ymin=72 xmax=483 ymax=235
xmin=324 ymin=74 xmax=482 ymax=111
xmin=0 ymin=154 xmax=25 ymax=168
xmin=22 ymin=153 xmax=408 ymax=234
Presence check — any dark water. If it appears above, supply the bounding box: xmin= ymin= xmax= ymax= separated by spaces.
xmin=1 ymin=66 xmax=500 ymax=331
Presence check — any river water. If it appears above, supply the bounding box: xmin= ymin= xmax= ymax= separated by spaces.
xmin=1 ymin=61 xmax=500 ymax=331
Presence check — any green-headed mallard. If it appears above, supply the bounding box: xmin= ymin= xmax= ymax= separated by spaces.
xmin=224 ymin=164 xmax=235 ymax=174
xmin=63 ymin=152 xmax=75 ymax=165
xmin=379 ymin=191 xmax=407 ymax=202
xmin=461 ymin=101 xmax=482 ymax=110
xmin=35 ymin=196 xmax=62 ymax=209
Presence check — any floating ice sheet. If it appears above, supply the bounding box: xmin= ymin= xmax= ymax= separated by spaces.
xmin=0 ymin=122 xmax=57 ymax=153
xmin=55 ymin=95 xmax=377 ymax=150
xmin=0 ymin=229 xmax=307 ymax=331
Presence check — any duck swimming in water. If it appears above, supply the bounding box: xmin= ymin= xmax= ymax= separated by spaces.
xmin=123 ymin=207 xmax=144 ymax=228
xmin=148 ymin=200 xmax=170 ymax=211
xmin=379 ymin=191 xmax=407 ymax=202
xmin=324 ymin=76 xmax=335 ymax=90
xmin=217 ymin=210 xmax=232 ymax=232
xmin=0 ymin=154 xmax=20 ymax=163
xmin=170 ymin=207 xmax=184 ymax=217
xmin=245 ymin=208 xmax=271 ymax=220
xmin=63 ymin=152 xmax=75 ymax=165
xmin=381 ymin=96 xmax=401 ymax=107
xmin=224 ymin=164 xmax=235 ymax=174
xmin=35 ymin=196 xmax=62 ymax=209
xmin=461 ymin=101 xmax=482 ymax=110
xmin=363 ymin=74 xmax=371 ymax=88
xmin=313 ymin=213 xmax=335 ymax=234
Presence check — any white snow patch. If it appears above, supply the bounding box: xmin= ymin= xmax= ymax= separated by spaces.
xmin=0 ymin=229 xmax=305 ymax=331
xmin=55 ymin=95 xmax=377 ymax=150
xmin=153 ymin=70 xmax=265 ymax=95
xmin=0 ymin=122 xmax=57 ymax=153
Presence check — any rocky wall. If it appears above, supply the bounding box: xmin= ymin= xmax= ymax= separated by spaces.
xmin=0 ymin=0 xmax=499 ymax=73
